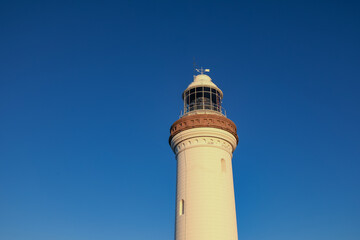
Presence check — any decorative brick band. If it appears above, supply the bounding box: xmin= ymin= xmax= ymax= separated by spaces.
xmin=169 ymin=114 xmax=238 ymax=144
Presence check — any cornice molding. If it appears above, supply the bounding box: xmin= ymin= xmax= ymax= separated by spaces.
xmin=172 ymin=135 xmax=234 ymax=155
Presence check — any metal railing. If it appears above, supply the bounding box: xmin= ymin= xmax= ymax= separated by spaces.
xmin=180 ymin=103 xmax=226 ymax=117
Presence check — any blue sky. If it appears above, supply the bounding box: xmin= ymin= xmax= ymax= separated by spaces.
xmin=0 ymin=1 xmax=359 ymax=239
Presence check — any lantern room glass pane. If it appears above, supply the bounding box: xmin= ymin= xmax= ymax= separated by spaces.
xmin=204 ymin=92 xmax=211 ymax=109
xmin=189 ymin=93 xmax=195 ymax=105
xmin=183 ymin=86 xmax=224 ymax=115
xmin=204 ymin=92 xmax=210 ymax=99
xmin=211 ymin=93 xmax=217 ymax=104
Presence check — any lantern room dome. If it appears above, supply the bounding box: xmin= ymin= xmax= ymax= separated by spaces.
xmin=194 ymin=74 xmax=212 ymax=82
xmin=186 ymin=74 xmax=223 ymax=97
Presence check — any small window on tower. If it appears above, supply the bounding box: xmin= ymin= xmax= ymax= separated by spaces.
xmin=179 ymin=199 xmax=185 ymax=215
xmin=221 ymin=158 xmax=226 ymax=172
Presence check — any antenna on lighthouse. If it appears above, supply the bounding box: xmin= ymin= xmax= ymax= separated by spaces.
xmin=195 ymin=67 xmax=210 ymax=75
xmin=193 ymin=57 xmax=197 ymax=77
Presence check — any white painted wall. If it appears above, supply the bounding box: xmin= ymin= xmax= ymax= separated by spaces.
xmin=171 ymin=127 xmax=238 ymax=240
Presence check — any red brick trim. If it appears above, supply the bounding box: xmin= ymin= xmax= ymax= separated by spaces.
xmin=169 ymin=114 xmax=238 ymax=144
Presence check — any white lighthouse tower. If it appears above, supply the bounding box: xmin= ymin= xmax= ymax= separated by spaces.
xmin=169 ymin=69 xmax=239 ymax=240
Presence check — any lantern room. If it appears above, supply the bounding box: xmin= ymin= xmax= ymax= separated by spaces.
xmin=181 ymin=73 xmax=226 ymax=117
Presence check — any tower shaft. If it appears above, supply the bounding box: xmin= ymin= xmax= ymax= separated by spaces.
xmin=170 ymin=115 xmax=238 ymax=240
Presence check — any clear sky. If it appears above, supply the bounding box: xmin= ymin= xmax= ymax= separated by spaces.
xmin=0 ymin=1 xmax=359 ymax=240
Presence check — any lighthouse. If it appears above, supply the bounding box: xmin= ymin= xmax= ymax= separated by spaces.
xmin=169 ymin=69 xmax=239 ymax=240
